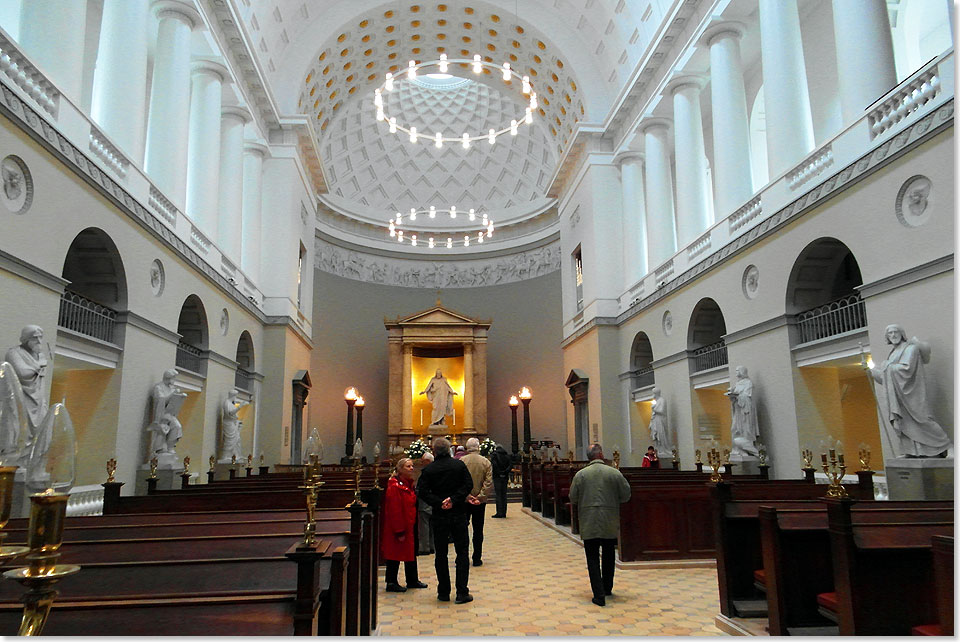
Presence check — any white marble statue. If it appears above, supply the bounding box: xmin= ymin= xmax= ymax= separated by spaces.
xmin=219 ymin=388 xmax=249 ymax=463
xmin=419 ymin=368 xmax=457 ymax=427
xmin=4 ymin=325 xmax=50 ymax=463
xmin=648 ymin=388 xmax=672 ymax=456
xmin=868 ymin=324 xmax=952 ymax=458
xmin=146 ymin=369 xmax=187 ymax=460
xmin=727 ymin=366 xmax=760 ymax=457
xmin=0 ymin=361 xmax=27 ymax=463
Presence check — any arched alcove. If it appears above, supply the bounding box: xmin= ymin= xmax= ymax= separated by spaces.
xmin=687 ymin=298 xmax=727 ymax=373
xmin=235 ymin=331 xmax=255 ymax=391
xmin=786 ymin=237 xmax=865 ymax=345
xmin=59 ymin=228 xmax=127 ymax=345
xmin=629 ymin=331 xmax=654 ymax=389
xmin=176 ymin=295 xmax=208 ymax=374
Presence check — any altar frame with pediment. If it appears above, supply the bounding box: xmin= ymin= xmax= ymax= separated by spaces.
xmin=385 ymin=305 xmax=491 ymax=440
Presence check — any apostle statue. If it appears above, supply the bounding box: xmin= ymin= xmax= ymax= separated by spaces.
xmin=419 ymin=368 xmax=457 ymax=427
xmin=219 ymin=388 xmax=248 ymax=463
xmin=4 ymin=325 xmax=50 ymax=463
xmin=648 ymin=388 xmax=672 ymax=456
xmin=867 ymin=324 xmax=952 ymax=458
xmin=146 ymin=369 xmax=187 ymax=460
xmin=727 ymin=366 xmax=760 ymax=457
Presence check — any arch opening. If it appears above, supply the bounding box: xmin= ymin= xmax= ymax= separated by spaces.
xmin=176 ymin=295 xmax=208 ymax=374
xmin=629 ymin=331 xmax=654 ymax=389
xmin=58 ymin=227 xmax=127 ymax=345
xmin=235 ymin=331 xmax=255 ymax=391
xmin=687 ymin=298 xmax=728 ymax=373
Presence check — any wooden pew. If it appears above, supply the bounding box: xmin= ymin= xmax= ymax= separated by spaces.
xmin=520 ymin=459 xmax=532 ymax=508
xmin=759 ymin=501 xmax=952 ymax=635
xmin=819 ymin=498 xmax=953 ymax=636
xmin=541 ymin=463 xmax=557 ymax=519
xmin=913 ymin=534 xmax=954 ymax=636
xmin=530 ymin=462 xmax=544 ymax=513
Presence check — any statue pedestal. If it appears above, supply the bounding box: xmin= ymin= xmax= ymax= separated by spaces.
xmin=135 ymin=454 xmax=183 ymax=495
xmin=729 ymin=453 xmax=760 ymax=475
xmin=885 ymin=458 xmax=954 ymax=500
xmin=212 ymin=463 xmax=241 ymax=480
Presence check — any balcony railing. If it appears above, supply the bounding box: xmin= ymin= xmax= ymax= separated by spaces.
xmin=691 ymin=341 xmax=728 ymax=373
xmin=58 ymin=291 xmax=118 ymax=344
xmin=634 ymin=366 xmax=655 ymax=389
xmin=176 ymin=341 xmax=203 ymax=374
xmin=235 ymin=367 xmax=252 ymax=392
xmin=796 ymin=293 xmax=867 ymax=345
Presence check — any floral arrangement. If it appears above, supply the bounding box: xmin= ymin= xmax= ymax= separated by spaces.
xmin=404 ymin=438 xmax=429 ymax=459
xmin=479 ymin=438 xmax=497 ymax=458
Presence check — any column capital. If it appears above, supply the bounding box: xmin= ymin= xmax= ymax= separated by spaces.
xmin=639 ymin=117 xmax=672 ymax=135
xmin=665 ymin=73 xmax=707 ymax=96
xmin=222 ymin=104 xmax=252 ymax=124
xmin=698 ymin=20 xmax=746 ymax=48
xmin=151 ymin=0 xmax=202 ymax=30
xmin=614 ymin=150 xmax=645 ymax=167
xmin=190 ymin=57 xmax=230 ymax=83
xmin=243 ymin=140 xmax=271 ymax=159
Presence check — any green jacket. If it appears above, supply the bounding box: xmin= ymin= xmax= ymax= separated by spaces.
xmin=568 ymin=459 xmax=631 ymax=540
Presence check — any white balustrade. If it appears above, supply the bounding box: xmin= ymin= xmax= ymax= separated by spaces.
xmin=0 ymin=30 xmax=59 ymax=117
xmin=786 ymin=144 xmax=834 ymax=191
xmin=66 ymin=484 xmax=105 ymax=517
xmin=89 ymin=125 xmax=129 ymax=179
xmin=868 ymin=66 xmax=942 ymax=140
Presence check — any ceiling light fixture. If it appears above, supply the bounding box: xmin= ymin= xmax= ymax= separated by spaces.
xmin=388 ymin=206 xmax=494 ymax=248
xmin=374 ymin=56 xmax=536 ymax=147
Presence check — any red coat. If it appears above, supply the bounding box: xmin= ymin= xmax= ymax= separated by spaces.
xmin=381 ymin=475 xmax=417 ymax=562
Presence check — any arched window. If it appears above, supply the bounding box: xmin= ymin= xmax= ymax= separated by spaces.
xmin=235 ymin=331 xmax=255 ymax=391
xmin=59 ymin=228 xmax=126 ymax=345
xmin=786 ymin=237 xmax=866 ymax=345
xmin=176 ymin=295 xmax=208 ymax=374
xmin=688 ymin=298 xmax=727 ymax=373
xmin=629 ymin=331 xmax=654 ymax=389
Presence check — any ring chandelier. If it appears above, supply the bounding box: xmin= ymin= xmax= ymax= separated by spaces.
xmin=388 ymin=207 xmax=495 ymax=249
xmin=374 ymin=54 xmax=538 ymax=148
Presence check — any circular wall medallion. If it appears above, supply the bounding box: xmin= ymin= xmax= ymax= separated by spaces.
xmin=895 ymin=175 xmax=932 ymax=228
xmin=0 ymin=155 xmax=33 ymax=214
xmin=149 ymin=259 xmax=165 ymax=297
xmin=662 ymin=310 xmax=673 ymax=336
xmin=741 ymin=264 xmax=760 ymax=300
xmin=219 ymin=308 xmax=230 ymax=336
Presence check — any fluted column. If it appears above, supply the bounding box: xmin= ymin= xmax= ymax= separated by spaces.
xmin=144 ymin=0 xmax=200 ymax=207
xmin=702 ymin=22 xmax=752 ymax=216
xmin=669 ymin=76 xmax=713 ymax=246
xmin=91 ymin=0 xmax=150 ymax=161
xmin=641 ymin=119 xmax=677 ymax=269
xmin=758 ymin=0 xmax=814 ymax=175
xmin=217 ymin=105 xmax=251 ymax=261
xmin=832 ymin=0 xmax=896 ymax=123
xmin=18 ymin=0 xmax=88 ymax=103
xmin=241 ymin=141 xmax=268 ymax=282
xmin=616 ymin=152 xmax=648 ymax=286
xmin=185 ymin=58 xmax=229 ymax=239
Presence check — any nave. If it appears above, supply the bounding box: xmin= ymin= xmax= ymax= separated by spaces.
xmin=378 ymin=509 xmax=722 ymax=637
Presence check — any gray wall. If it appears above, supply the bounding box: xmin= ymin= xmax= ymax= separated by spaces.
xmin=308 ymin=266 xmax=567 ymax=461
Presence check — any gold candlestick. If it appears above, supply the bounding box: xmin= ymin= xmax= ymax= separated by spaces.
xmin=706 ymin=448 xmax=722 ymax=483
xmin=858 ymin=445 xmax=872 ymax=472
xmin=3 ymin=491 xmax=81 ymax=635
xmin=246 ymin=454 xmax=253 ymax=468
xmin=671 ymin=448 xmax=678 ymax=464
xmin=567 ymin=450 xmax=574 ymax=463
xmin=612 ymin=450 xmax=620 ymax=469
xmin=722 ymin=449 xmax=731 ymax=467
xmin=147 ymin=457 xmax=158 ymax=479
xmin=695 ymin=449 xmax=702 ymax=464
xmin=821 ymin=450 xmax=848 ymax=499
xmin=105 ymin=458 xmax=117 ymax=484
xmin=182 ymin=456 xmax=190 ymax=474
xmin=0 ymin=467 xmax=29 ymax=562
xmin=208 ymin=455 xmax=215 ymax=472
xmin=259 ymin=453 xmax=265 ymax=467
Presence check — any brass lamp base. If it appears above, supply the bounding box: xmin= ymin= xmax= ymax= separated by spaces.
xmin=0 ymin=545 xmax=29 ymax=561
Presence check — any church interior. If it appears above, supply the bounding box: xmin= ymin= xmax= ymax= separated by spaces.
xmin=0 ymin=0 xmax=953 ymax=636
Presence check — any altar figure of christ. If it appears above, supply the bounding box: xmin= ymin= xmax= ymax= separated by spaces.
xmin=419 ymin=369 xmax=457 ymax=427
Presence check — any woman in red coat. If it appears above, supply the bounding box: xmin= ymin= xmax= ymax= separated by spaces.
xmin=382 ymin=457 xmax=427 ymax=592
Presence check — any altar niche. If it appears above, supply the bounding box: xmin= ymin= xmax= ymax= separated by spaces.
xmin=385 ymin=305 xmax=490 ymax=442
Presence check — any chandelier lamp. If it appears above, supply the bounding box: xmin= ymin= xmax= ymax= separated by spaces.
xmin=374 ymin=53 xmax=537 ymax=147
xmin=388 ymin=206 xmax=495 ymax=248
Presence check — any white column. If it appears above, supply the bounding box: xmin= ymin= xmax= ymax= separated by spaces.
xmin=702 ymin=22 xmax=753 ymax=217
xmin=641 ymin=119 xmax=677 ymax=270
xmin=616 ymin=152 xmax=648 ymax=287
xmin=832 ymin=0 xmax=896 ymax=124
xmin=144 ymin=0 xmax=199 ymax=208
xmin=185 ymin=58 xmax=229 ymax=240
xmin=241 ymin=141 xmax=268 ymax=283
xmin=217 ymin=105 xmax=251 ymax=261
xmin=669 ymin=77 xmax=713 ymax=247
xmin=758 ymin=0 xmax=815 ymax=176
xmin=18 ymin=0 xmax=88 ymax=102
xmin=91 ymin=0 xmax=150 ymax=162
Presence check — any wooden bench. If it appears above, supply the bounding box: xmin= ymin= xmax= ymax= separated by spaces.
xmin=912 ymin=534 xmax=954 ymax=636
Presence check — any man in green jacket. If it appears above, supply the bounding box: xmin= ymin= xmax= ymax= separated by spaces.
xmin=569 ymin=443 xmax=631 ymax=606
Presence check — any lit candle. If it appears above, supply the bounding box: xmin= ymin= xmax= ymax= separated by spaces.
xmin=453 ymin=408 xmax=456 ymax=425
xmin=420 ymin=409 xmax=423 ymax=426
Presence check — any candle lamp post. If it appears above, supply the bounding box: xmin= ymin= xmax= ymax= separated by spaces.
xmin=509 ymin=395 xmax=520 ymax=456
xmin=343 ymin=387 xmax=358 ymax=458
xmin=519 ymin=386 xmax=532 ymax=453
xmin=355 ymin=396 xmax=365 ymax=444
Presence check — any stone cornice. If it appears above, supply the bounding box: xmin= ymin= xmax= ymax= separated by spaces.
xmin=857 ymin=254 xmax=953 ymax=300
xmin=118 ymin=311 xmax=182 ymax=346
xmin=722 ymin=315 xmax=791 ymax=346
xmin=559 ymin=316 xmax=618 ymax=349
xmin=650 ymin=350 xmax=687 ymax=369
xmin=207 ymin=349 xmax=239 ymax=370
xmin=264 ymin=315 xmax=314 ymax=349
xmin=0 ymin=247 xmax=68 ymax=295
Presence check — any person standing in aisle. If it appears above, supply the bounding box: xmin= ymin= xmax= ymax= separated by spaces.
xmin=460 ymin=437 xmax=493 ymax=565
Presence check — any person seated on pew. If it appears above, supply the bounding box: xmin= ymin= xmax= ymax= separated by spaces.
xmin=382 ymin=457 xmax=428 ymax=592
xmin=641 ymin=446 xmax=660 ymax=469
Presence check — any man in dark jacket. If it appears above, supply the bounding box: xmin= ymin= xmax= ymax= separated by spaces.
xmin=490 ymin=444 xmax=512 ymax=518
xmin=416 ymin=437 xmax=475 ymax=604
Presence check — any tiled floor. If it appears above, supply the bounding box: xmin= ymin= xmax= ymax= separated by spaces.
xmin=377 ymin=507 xmax=725 ymax=636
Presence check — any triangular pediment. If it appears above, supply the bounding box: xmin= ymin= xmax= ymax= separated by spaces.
xmin=396 ymin=305 xmax=482 ymax=326
xmin=565 ymin=369 xmax=589 ymax=387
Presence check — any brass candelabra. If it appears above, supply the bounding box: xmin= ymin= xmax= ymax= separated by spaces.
xmin=671 ymin=448 xmax=679 ymax=464
xmin=821 ymin=448 xmax=848 ymax=499
xmin=147 ymin=457 xmax=158 ymax=479
xmin=706 ymin=448 xmax=723 ymax=483
xmin=695 ymin=449 xmax=702 ymax=464
xmin=208 ymin=455 xmax=215 ymax=472
xmin=858 ymin=445 xmax=872 ymax=472
xmin=105 ymin=458 xmax=117 ymax=483
xmin=566 ymin=450 xmax=574 ymax=463
xmin=0 ymin=467 xmax=29 ymax=562
xmin=801 ymin=448 xmax=814 ymax=470
xmin=182 ymin=456 xmax=190 ymax=473
xmin=298 ymin=454 xmax=323 ymax=548
xmin=612 ymin=450 xmax=621 ymax=469
xmin=247 ymin=454 xmax=253 ymax=468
